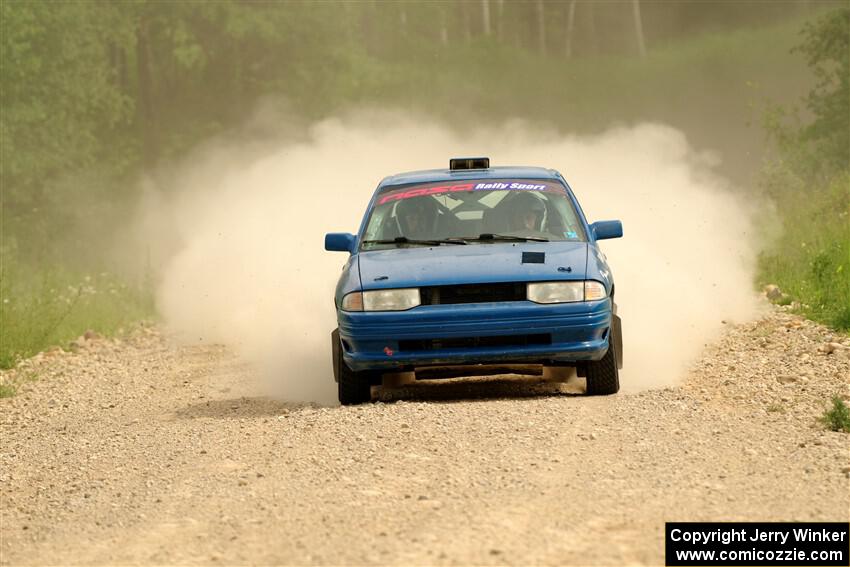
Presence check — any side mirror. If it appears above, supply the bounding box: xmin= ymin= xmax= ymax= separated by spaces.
xmin=325 ymin=232 xmax=356 ymax=253
xmin=590 ymin=220 xmax=623 ymax=240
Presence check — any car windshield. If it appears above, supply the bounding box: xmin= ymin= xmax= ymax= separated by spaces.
xmin=361 ymin=178 xmax=586 ymax=250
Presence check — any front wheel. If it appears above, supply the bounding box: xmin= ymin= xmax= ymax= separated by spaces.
xmin=585 ymin=338 xmax=620 ymax=395
xmin=332 ymin=329 xmax=375 ymax=405
xmin=338 ymin=362 xmax=373 ymax=405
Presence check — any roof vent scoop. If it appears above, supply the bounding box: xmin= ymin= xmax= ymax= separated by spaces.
xmin=450 ymin=157 xmax=490 ymax=171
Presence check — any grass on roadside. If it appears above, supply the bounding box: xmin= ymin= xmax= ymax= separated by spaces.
xmin=0 ymin=371 xmax=41 ymax=400
xmin=820 ymin=396 xmax=850 ymax=432
xmin=0 ymin=383 xmax=16 ymax=398
xmin=759 ymin=172 xmax=850 ymax=332
xmin=0 ymin=264 xmax=154 ymax=370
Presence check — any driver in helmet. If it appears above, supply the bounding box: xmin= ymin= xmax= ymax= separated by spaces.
xmin=509 ymin=192 xmax=546 ymax=232
xmin=395 ymin=197 xmax=439 ymax=239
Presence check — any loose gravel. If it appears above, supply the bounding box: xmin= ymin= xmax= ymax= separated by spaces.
xmin=1 ymin=308 xmax=848 ymax=565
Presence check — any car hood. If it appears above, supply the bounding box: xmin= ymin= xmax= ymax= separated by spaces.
xmin=357 ymin=242 xmax=588 ymax=290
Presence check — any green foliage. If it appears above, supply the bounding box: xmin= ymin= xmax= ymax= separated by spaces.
xmin=820 ymin=396 xmax=850 ymax=433
xmin=759 ymin=173 xmax=850 ymax=330
xmin=0 ymin=256 xmax=154 ymax=369
xmin=1 ymin=1 xmax=366 ymax=264
xmin=758 ymin=7 xmax=850 ymax=332
xmin=0 ymin=1 xmax=135 ymax=201
xmin=0 ymin=1 xmax=820 ymax=214
xmin=795 ymin=7 xmax=850 ymax=177
xmin=0 ymin=383 xmax=16 ymax=398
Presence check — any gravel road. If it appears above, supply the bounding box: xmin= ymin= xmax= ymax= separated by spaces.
xmin=2 ymin=307 xmax=849 ymax=566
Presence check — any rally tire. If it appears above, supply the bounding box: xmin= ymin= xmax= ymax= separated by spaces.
xmin=333 ymin=328 xmax=375 ymax=405
xmin=331 ymin=329 xmax=342 ymax=382
xmin=612 ymin=314 xmax=624 ymax=370
xmin=338 ymin=367 xmax=372 ymax=405
xmin=585 ymin=339 xmax=620 ymax=395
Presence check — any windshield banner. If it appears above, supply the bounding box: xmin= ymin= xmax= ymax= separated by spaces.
xmin=377 ymin=179 xmax=566 ymax=205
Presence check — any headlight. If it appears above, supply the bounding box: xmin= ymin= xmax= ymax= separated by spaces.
xmin=527 ymin=281 xmax=607 ymax=304
xmin=341 ymin=289 xmax=420 ymax=312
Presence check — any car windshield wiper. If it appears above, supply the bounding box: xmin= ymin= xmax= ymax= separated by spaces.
xmin=466 ymin=233 xmax=550 ymax=242
xmin=361 ymin=237 xmax=468 ymax=247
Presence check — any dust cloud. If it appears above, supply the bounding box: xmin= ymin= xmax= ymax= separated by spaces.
xmin=138 ymin=111 xmax=761 ymax=404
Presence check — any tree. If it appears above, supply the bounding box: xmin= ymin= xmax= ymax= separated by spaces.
xmin=631 ymin=0 xmax=647 ymax=57
xmin=481 ymin=0 xmax=491 ymax=36
xmin=535 ymin=0 xmax=546 ymax=55
xmin=0 ymin=1 xmax=134 ymax=206
xmin=796 ymin=6 xmax=850 ymax=175
xmin=564 ymin=0 xmax=577 ymax=57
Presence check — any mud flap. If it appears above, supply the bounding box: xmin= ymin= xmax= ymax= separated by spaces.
xmin=331 ymin=328 xmax=341 ymax=382
xmin=612 ymin=314 xmax=623 ymax=369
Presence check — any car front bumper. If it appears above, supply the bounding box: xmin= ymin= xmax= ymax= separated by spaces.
xmin=338 ymin=298 xmax=612 ymax=372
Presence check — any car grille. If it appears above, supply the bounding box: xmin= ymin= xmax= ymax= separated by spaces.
xmin=419 ymin=282 xmax=527 ymax=305
xmin=398 ymin=334 xmax=551 ymax=352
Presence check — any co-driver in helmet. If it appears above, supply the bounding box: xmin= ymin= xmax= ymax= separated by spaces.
xmin=395 ymin=197 xmax=439 ymax=240
xmin=509 ymin=192 xmax=546 ymax=234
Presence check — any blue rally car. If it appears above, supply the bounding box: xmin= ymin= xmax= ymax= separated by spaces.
xmin=325 ymin=158 xmax=623 ymax=405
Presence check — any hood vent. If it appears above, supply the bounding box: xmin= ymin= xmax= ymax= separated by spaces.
xmin=522 ymin=251 xmax=545 ymax=264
